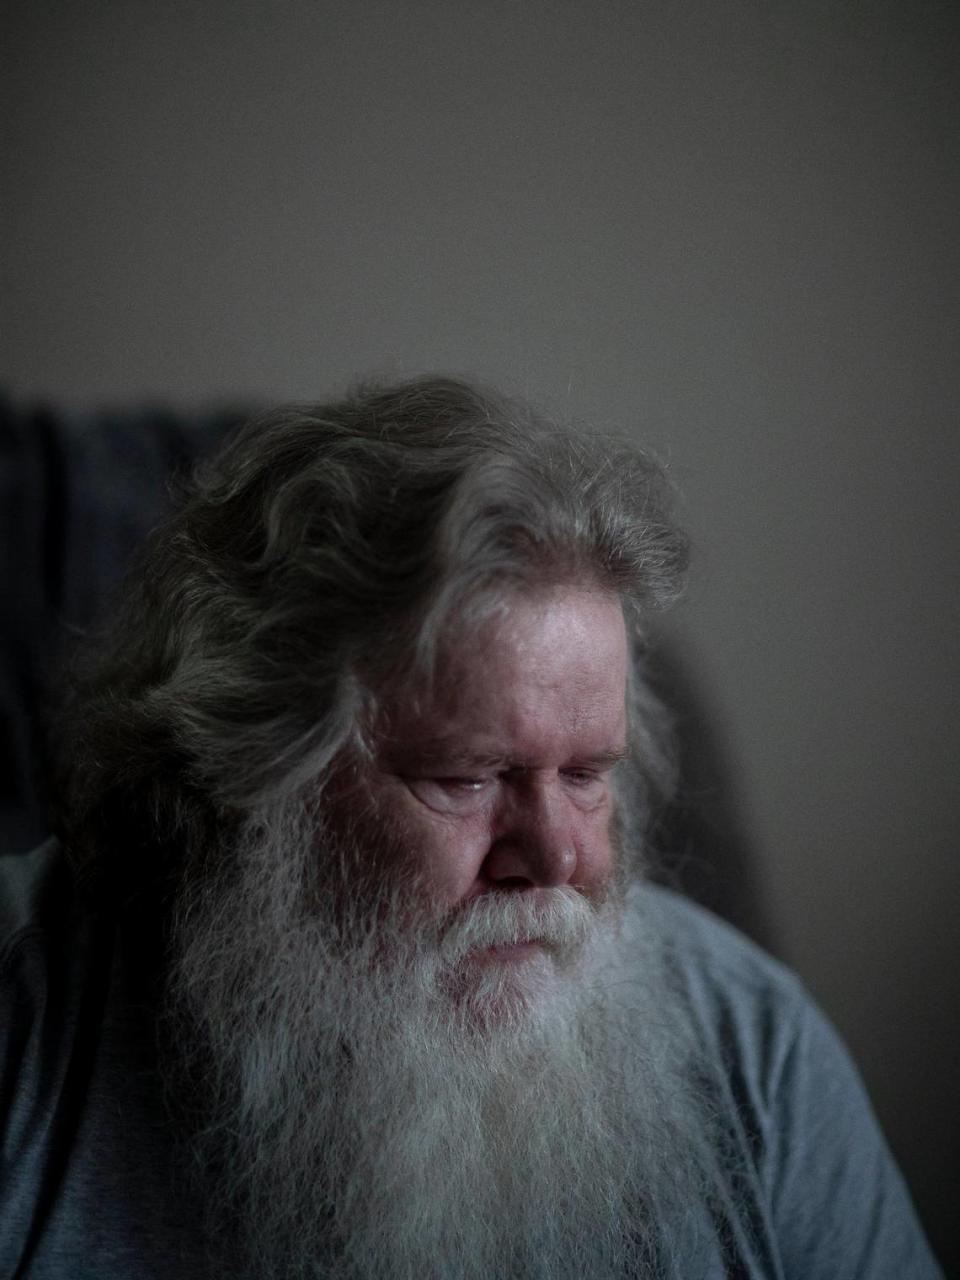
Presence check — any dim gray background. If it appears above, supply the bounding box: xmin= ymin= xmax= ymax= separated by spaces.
xmin=3 ymin=0 xmax=958 ymax=1266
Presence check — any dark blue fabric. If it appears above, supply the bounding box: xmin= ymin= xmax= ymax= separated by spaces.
xmin=0 ymin=397 xmax=241 ymax=856
xmin=0 ymin=843 xmax=942 ymax=1279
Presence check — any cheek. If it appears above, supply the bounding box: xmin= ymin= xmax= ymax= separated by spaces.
xmin=573 ymin=807 xmax=617 ymax=887
xmin=394 ymin=803 xmax=494 ymax=898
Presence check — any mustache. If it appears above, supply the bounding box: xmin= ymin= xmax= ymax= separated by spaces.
xmin=435 ymin=887 xmax=598 ymax=966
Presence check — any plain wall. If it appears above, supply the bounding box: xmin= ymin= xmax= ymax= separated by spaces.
xmin=4 ymin=0 xmax=958 ymax=1265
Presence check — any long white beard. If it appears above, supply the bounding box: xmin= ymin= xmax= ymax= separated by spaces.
xmin=163 ymin=808 xmax=714 ymax=1279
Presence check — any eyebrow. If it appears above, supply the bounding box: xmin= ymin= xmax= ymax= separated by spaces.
xmin=383 ymin=743 xmax=508 ymax=771
xmin=572 ymin=748 xmax=631 ymax=769
xmin=385 ymin=741 xmax=631 ymax=772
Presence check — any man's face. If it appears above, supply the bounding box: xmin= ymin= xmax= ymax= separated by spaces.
xmin=168 ymin=585 xmax=712 ymax=1279
xmin=343 ymin=585 xmax=629 ymax=964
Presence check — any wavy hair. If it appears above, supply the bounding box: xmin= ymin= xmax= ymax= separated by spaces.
xmin=53 ymin=376 xmax=688 ymax=905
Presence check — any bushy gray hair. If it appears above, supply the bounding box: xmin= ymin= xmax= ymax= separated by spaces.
xmin=54 ymin=376 xmax=688 ymax=904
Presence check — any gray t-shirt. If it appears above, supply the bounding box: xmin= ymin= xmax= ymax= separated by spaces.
xmin=0 ymin=841 xmax=942 ymax=1278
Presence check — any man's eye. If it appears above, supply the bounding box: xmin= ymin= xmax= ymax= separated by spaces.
xmin=562 ymin=769 xmax=601 ymax=786
xmin=403 ymin=775 xmax=491 ymax=814
xmin=560 ymin=770 xmax=610 ymax=808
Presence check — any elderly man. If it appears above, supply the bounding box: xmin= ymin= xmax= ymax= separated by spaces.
xmin=0 ymin=378 xmax=940 ymax=1278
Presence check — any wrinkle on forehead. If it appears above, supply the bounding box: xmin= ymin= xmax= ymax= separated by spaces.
xmin=375 ymin=586 xmax=629 ymax=762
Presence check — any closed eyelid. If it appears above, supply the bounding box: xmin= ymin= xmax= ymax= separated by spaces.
xmin=433 ymin=758 xmax=621 ymax=782
xmin=401 ymin=773 xmax=494 ymax=816
xmin=396 ymin=748 xmax=627 ymax=787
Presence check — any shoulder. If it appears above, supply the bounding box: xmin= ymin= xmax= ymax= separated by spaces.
xmin=0 ymin=838 xmax=115 ymax=1095
xmin=0 ymin=838 xmax=76 ymax=958
xmin=0 ymin=838 xmax=101 ymax=1081
xmin=622 ymin=885 xmax=943 ymax=1279
xmin=626 ymin=882 xmax=809 ymax=1050
xmin=0 ymin=842 xmax=196 ymax=1278
xmin=0 ymin=839 xmax=124 ymax=1031
xmin=624 ymin=883 xmax=858 ymax=1146
xmin=0 ymin=842 xmax=83 ymax=1271
xmin=0 ymin=839 xmax=82 ymax=1006
xmin=614 ymin=883 xmax=819 ymax=1177
xmin=635 ymin=881 xmax=797 ymax=989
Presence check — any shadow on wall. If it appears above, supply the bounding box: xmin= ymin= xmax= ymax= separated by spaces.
xmin=650 ymin=642 xmax=774 ymax=953
xmin=0 ymin=392 xmax=774 ymax=953
xmin=0 ymin=395 xmax=243 ymax=856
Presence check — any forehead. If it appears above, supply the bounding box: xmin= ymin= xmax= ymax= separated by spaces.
xmin=377 ymin=587 xmax=629 ymax=759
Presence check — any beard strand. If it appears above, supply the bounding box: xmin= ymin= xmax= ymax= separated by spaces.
xmin=161 ymin=803 xmax=716 ymax=1279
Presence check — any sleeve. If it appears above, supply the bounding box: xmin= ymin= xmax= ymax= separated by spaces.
xmin=763 ymin=992 xmax=943 ymax=1280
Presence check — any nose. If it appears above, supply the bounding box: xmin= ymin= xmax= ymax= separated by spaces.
xmin=482 ymin=775 xmax=577 ymax=889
